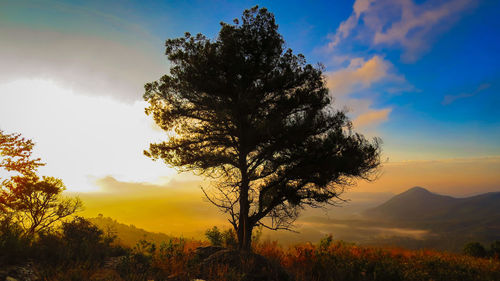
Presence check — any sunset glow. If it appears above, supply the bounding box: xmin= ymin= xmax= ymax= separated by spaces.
xmin=1 ymin=0 xmax=499 ymax=239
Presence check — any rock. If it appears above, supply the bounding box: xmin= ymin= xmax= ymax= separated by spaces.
xmin=103 ymin=255 xmax=128 ymax=269
xmin=194 ymin=246 xmax=225 ymax=260
xmin=1 ymin=262 xmax=38 ymax=281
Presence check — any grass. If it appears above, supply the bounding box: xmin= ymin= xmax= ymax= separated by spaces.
xmin=37 ymin=236 xmax=498 ymax=281
xmin=2 ymin=217 xmax=499 ymax=281
xmin=255 ymin=238 xmax=500 ymax=281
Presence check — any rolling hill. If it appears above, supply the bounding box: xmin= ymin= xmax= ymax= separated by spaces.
xmin=87 ymin=215 xmax=176 ymax=248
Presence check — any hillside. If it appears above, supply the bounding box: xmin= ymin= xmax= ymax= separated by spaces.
xmin=361 ymin=187 xmax=500 ymax=250
xmin=364 ymin=187 xmax=500 ymax=224
xmin=87 ymin=215 xmax=176 ymax=248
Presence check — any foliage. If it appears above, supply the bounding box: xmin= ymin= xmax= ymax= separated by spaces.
xmin=88 ymin=214 xmax=175 ymax=248
xmin=0 ymin=215 xmax=31 ymax=265
xmin=205 ymin=226 xmax=239 ymax=249
xmin=205 ymin=226 xmax=224 ymax=246
xmin=115 ymin=237 xmax=203 ymax=280
xmin=62 ymin=216 xmax=117 ymax=262
xmin=4 ymin=223 xmax=500 ymax=281
xmin=144 ymin=6 xmax=381 ymax=251
xmin=490 ymin=240 xmax=500 ymax=258
xmin=463 ymin=242 xmax=487 ymax=258
xmin=30 ymin=217 xmax=123 ymax=267
xmin=0 ymin=130 xmax=44 ymax=178
xmin=0 ymin=130 xmax=82 ymax=236
xmin=4 ymin=175 xmax=82 ymax=236
xmin=253 ymin=238 xmax=500 ymax=281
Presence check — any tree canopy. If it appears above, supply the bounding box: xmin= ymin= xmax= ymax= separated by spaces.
xmin=144 ymin=6 xmax=380 ymax=251
xmin=0 ymin=130 xmax=82 ymax=236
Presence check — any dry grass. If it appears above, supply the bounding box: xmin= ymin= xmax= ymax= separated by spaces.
xmin=254 ymin=239 xmax=500 ymax=281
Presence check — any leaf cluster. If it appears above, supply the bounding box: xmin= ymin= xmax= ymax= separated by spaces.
xmin=0 ymin=130 xmax=81 ymax=236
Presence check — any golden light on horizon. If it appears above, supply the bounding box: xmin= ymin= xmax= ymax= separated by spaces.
xmin=0 ymin=79 xmax=177 ymax=193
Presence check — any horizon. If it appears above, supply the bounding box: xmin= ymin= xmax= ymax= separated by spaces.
xmin=1 ymin=0 xmax=499 ymax=240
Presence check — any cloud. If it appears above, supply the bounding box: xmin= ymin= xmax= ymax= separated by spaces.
xmin=442 ymin=83 xmax=491 ymax=105
xmin=0 ymin=20 xmax=166 ymax=103
xmin=328 ymin=0 xmax=475 ymax=61
xmin=326 ymin=56 xmax=395 ymax=96
xmin=0 ymin=79 xmax=175 ymax=192
xmin=353 ymin=108 xmax=392 ymax=128
xmin=325 ymin=56 xmax=407 ymax=128
xmin=327 ymin=0 xmax=375 ymax=50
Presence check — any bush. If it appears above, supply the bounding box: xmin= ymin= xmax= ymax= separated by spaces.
xmin=0 ymin=216 xmax=31 ymax=265
xmin=463 ymin=242 xmax=487 ymax=258
xmin=205 ymin=226 xmax=238 ymax=249
xmin=490 ymin=240 xmax=500 ymax=258
xmin=31 ymin=216 xmax=124 ymax=268
xmin=205 ymin=226 xmax=224 ymax=247
xmin=63 ymin=217 xmax=108 ymax=262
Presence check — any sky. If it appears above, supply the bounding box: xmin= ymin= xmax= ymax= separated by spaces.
xmin=1 ymin=0 xmax=499 ymax=235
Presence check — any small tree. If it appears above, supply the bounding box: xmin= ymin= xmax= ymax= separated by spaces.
xmin=144 ymin=7 xmax=380 ymax=251
xmin=0 ymin=130 xmax=82 ymax=236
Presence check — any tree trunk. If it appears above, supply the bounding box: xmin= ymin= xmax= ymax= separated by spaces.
xmin=237 ymin=213 xmax=253 ymax=251
xmin=237 ymin=169 xmax=253 ymax=252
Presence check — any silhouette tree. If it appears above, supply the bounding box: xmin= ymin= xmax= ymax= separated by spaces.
xmin=0 ymin=130 xmax=82 ymax=236
xmin=144 ymin=6 xmax=380 ymax=251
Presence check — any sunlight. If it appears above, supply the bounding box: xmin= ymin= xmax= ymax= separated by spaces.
xmin=0 ymin=79 xmax=177 ymax=193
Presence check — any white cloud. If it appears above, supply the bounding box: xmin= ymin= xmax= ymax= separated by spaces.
xmin=328 ymin=0 xmax=475 ymax=61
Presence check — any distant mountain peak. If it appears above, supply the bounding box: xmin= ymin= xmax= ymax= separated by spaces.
xmin=405 ymin=186 xmax=430 ymax=193
xmin=364 ymin=187 xmax=500 ymax=226
xmin=395 ymin=186 xmax=437 ymax=200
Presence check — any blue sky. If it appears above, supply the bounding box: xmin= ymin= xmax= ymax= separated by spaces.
xmin=0 ymin=0 xmax=499 ymax=196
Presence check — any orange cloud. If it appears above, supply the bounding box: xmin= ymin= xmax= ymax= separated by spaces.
xmin=325 ymin=56 xmax=405 ymax=129
xmin=326 ymin=56 xmax=391 ymax=96
xmin=353 ymin=108 xmax=392 ymax=128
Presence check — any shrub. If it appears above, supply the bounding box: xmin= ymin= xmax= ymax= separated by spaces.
xmin=205 ymin=226 xmax=223 ymax=247
xmin=463 ymin=242 xmax=487 ymax=258
xmin=205 ymin=226 xmax=239 ymax=249
xmin=223 ymin=228 xmax=238 ymax=249
xmin=0 ymin=216 xmax=31 ymax=265
xmin=490 ymin=240 xmax=500 ymax=258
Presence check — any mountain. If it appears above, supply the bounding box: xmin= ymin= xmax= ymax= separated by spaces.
xmin=364 ymin=186 xmax=500 ymax=224
xmin=361 ymin=187 xmax=500 ymax=251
